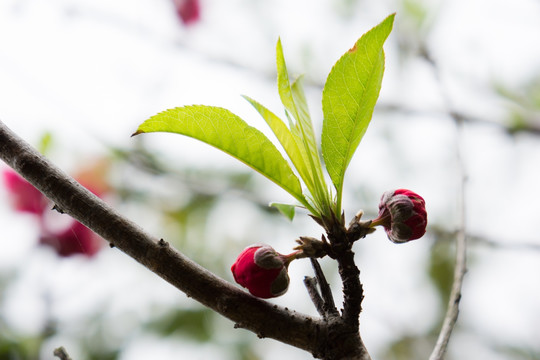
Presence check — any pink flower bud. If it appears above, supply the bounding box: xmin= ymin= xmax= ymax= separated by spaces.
xmin=371 ymin=189 xmax=427 ymax=243
xmin=2 ymin=170 xmax=48 ymax=215
xmin=231 ymin=245 xmax=296 ymax=299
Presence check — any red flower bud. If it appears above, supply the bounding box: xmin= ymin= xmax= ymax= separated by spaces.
xmin=371 ymin=189 xmax=427 ymax=243
xmin=231 ymin=245 xmax=296 ymax=299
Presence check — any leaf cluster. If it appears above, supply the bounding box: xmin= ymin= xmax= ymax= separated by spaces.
xmin=134 ymin=14 xmax=395 ymax=230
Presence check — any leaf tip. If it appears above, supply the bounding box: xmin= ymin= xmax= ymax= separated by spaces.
xmin=131 ymin=129 xmax=144 ymax=137
xmin=383 ymin=12 xmax=396 ymax=29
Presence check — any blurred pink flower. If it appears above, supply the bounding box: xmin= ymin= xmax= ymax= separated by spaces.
xmin=173 ymin=0 xmax=200 ymax=25
xmin=3 ymin=167 xmax=106 ymax=257
xmin=2 ymin=170 xmax=48 ymax=215
xmin=40 ymin=220 xmax=102 ymax=257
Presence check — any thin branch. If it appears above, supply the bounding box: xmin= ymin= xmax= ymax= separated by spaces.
xmin=0 ymin=120 xmax=323 ymax=354
xmin=53 ymin=347 xmax=72 ymax=360
xmin=469 ymin=235 xmax=540 ymax=252
xmin=429 ymin=226 xmax=540 ymax=252
xmin=310 ymin=258 xmax=339 ymax=317
xmin=425 ymin=51 xmax=468 ymax=360
xmin=304 ymin=276 xmax=326 ymax=317
xmin=376 ymin=103 xmax=540 ymax=137
xmin=429 ymin=121 xmax=467 ymax=360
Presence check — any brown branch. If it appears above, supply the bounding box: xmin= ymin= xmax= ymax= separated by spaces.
xmin=304 ymin=276 xmax=326 ymax=317
xmin=319 ymin=217 xmax=371 ymax=360
xmin=429 ymin=226 xmax=540 ymax=252
xmin=377 ymin=103 xmax=540 ymax=137
xmin=0 ymin=120 xmax=323 ymax=355
xmin=53 ymin=347 xmax=72 ymax=360
xmin=309 ymin=258 xmax=339 ymax=318
xmin=324 ymin=220 xmax=364 ymax=329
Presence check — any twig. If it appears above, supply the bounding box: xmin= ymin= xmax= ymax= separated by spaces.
xmin=470 ymin=235 xmax=540 ymax=252
xmin=433 ymin=129 xmax=468 ymax=357
xmin=304 ymin=276 xmax=326 ymax=317
xmin=310 ymin=258 xmax=339 ymax=317
xmin=429 ymin=120 xmax=467 ymax=360
xmin=429 ymin=226 xmax=540 ymax=252
xmin=376 ymin=103 xmax=540 ymax=137
xmin=425 ymin=51 xmax=468 ymax=360
xmin=53 ymin=347 xmax=72 ymax=360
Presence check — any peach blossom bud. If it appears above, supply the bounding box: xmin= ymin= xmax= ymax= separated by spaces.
xmin=371 ymin=189 xmax=427 ymax=243
xmin=231 ymin=245 xmax=296 ymax=298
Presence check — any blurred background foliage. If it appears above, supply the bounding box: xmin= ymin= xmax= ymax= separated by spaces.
xmin=1 ymin=0 xmax=540 ymax=359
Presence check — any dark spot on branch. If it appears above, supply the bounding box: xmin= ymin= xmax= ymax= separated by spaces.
xmin=53 ymin=347 xmax=72 ymax=360
xmin=158 ymin=238 xmax=169 ymax=247
xmin=52 ymin=204 xmax=65 ymax=214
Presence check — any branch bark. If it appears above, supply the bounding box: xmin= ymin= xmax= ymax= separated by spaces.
xmin=309 ymin=258 xmax=339 ymax=318
xmin=0 ymin=120 xmax=323 ymax=355
xmin=318 ymin=218 xmax=371 ymax=360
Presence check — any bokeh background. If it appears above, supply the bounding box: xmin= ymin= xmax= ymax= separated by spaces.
xmin=1 ymin=0 xmax=540 ymax=359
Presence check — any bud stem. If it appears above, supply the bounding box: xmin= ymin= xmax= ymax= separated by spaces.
xmin=282 ymin=250 xmax=302 ymax=264
xmin=369 ymin=213 xmax=390 ymax=228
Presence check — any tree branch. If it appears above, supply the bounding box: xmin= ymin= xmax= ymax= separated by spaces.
xmin=428 ymin=115 xmax=468 ymax=360
xmin=0 ymin=120 xmax=323 ymax=354
xmin=304 ymin=276 xmax=326 ymax=317
xmin=424 ymin=50 xmax=468 ymax=360
xmin=310 ymin=258 xmax=339 ymax=318
xmin=53 ymin=347 xmax=72 ymax=360
xmin=320 ymin=218 xmax=371 ymax=360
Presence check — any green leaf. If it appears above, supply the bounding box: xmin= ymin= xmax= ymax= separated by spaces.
xmin=290 ymin=77 xmax=332 ymax=211
xmin=134 ymin=105 xmax=306 ymax=205
xmin=243 ymin=95 xmax=315 ymax=191
xmin=276 ymin=42 xmax=320 ymax=178
xmin=276 ymin=38 xmax=298 ymax=120
xmin=321 ymin=14 xmax=395 ymax=209
xmin=276 ymin=39 xmax=331 ymax=216
xmin=269 ymin=202 xmax=296 ymax=221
